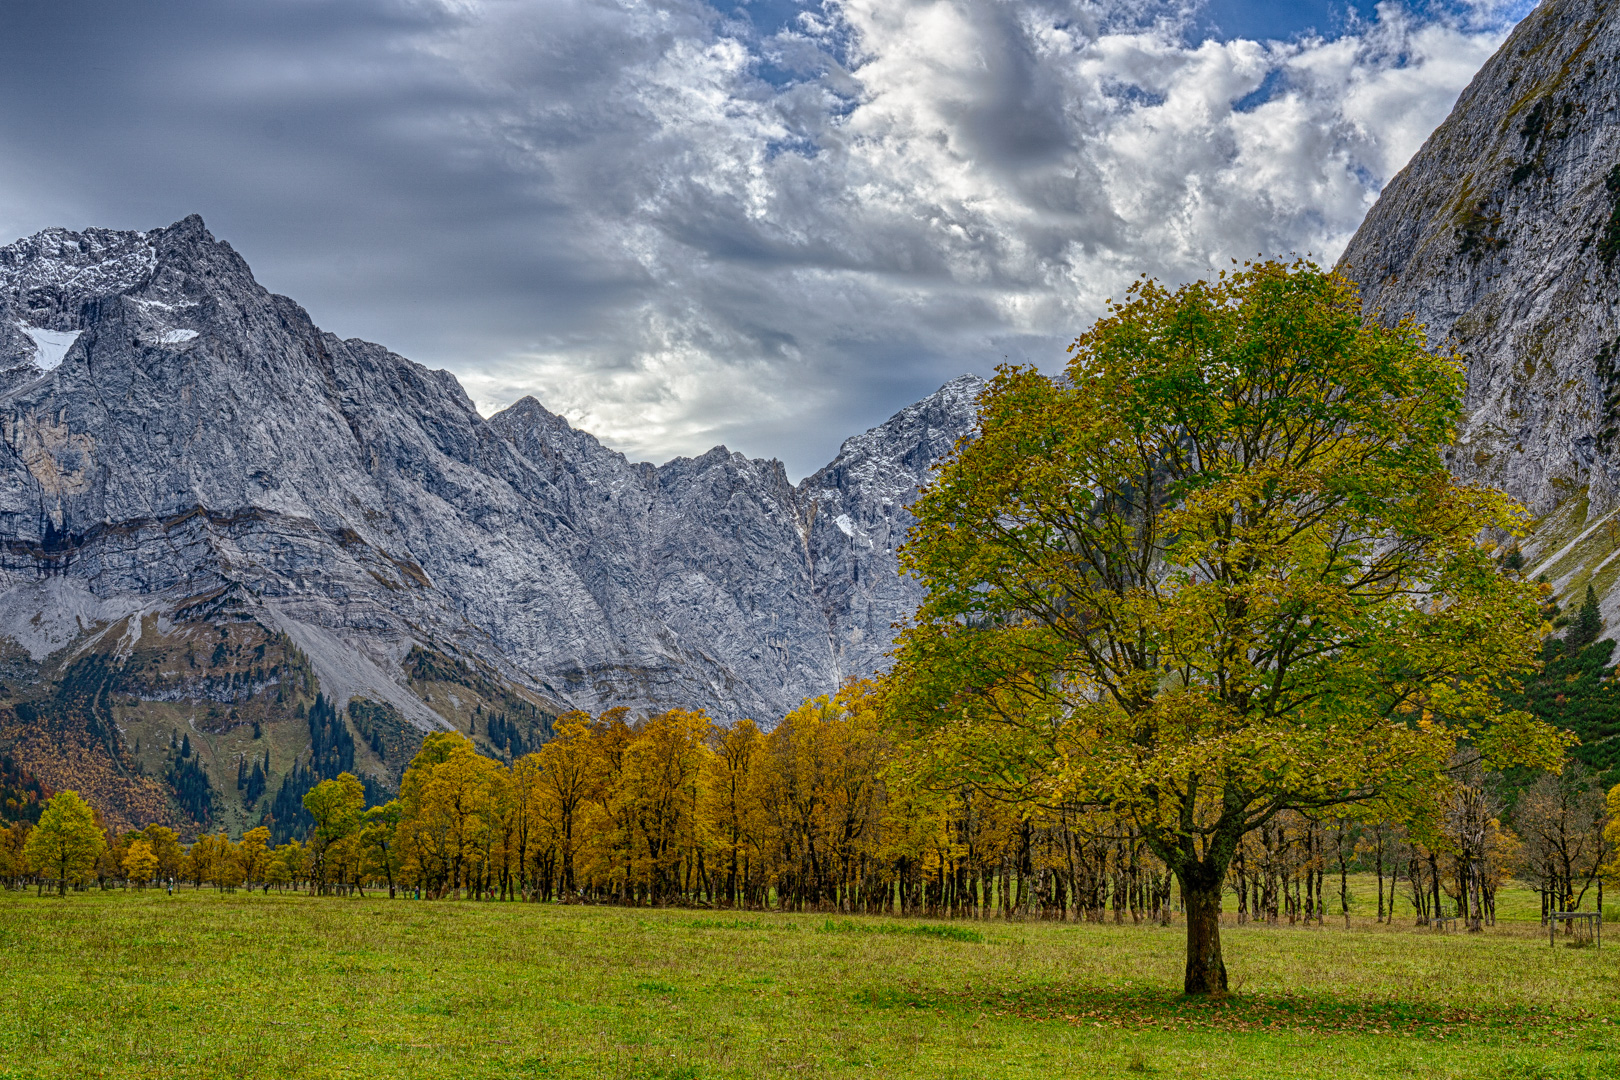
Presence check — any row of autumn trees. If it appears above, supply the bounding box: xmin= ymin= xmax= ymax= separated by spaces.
xmin=8 ymin=681 xmax=1620 ymax=927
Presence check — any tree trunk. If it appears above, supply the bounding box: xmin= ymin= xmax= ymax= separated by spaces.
xmin=1180 ymin=871 xmax=1228 ymax=996
xmin=1375 ymin=839 xmax=1385 ymax=922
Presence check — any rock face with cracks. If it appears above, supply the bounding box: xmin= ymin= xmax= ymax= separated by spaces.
xmin=1337 ymin=0 xmax=1620 ymax=626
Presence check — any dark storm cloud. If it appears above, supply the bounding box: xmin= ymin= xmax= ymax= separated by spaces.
xmin=0 ymin=0 xmax=625 ymax=355
xmin=0 ymin=0 xmax=1524 ymax=476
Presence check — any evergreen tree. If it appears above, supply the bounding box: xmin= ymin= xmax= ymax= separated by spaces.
xmin=1571 ymin=584 xmax=1603 ymax=651
xmin=165 ymin=755 xmax=213 ymax=825
xmin=244 ymin=758 xmax=268 ymax=805
xmin=307 ymin=695 xmax=356 ymax=779
xmin=1506 ymin=584 xmax=1620 ymax=786
xmin=267 ymin=760 xmax=315 ymax=844
xmin=0 ymin=754 xmax=50 ymax=825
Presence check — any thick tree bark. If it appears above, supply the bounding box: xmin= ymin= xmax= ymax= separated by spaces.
xmin=1180 ymin=869 xmax=1228 ymax=996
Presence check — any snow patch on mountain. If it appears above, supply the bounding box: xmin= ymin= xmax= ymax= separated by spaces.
xmin=18 ymin=325 xmax=80 ymax=370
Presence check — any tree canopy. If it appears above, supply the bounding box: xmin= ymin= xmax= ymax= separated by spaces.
xmin=887 ymin=260 xmax=1569 ymax=994
xmin=23 ymin=790 xmax=105 ymax=896
xmin=303 ymin=774 xmax=366 ymax=892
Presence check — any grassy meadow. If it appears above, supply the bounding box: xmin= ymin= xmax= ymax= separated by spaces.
xmin=1 ymin=878 xmax=1616 ymax=1080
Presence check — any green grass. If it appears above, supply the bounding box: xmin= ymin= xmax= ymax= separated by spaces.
xmin=1 ymin=879 xmax=1617 ymax=1079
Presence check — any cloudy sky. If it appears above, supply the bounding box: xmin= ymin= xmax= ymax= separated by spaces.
xmin=0 ymin=0 xmax=1531 ymax=476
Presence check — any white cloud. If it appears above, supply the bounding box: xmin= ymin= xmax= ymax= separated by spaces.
xmin=435 ymin=0 xmax=1516 ymax=472
xmin=0 ymin=0 xmax=1523 ymax=475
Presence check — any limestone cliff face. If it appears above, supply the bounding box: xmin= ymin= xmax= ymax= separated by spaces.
xmin=0 ymin=215 xmax=978 ymax=744
xmin=481 ymin=376 xmax=980 ymax=724
xmin=797 ymin=376 xmax=981 ymax=687
xmin=1337 ymin=0 xmax=1620 ymax=610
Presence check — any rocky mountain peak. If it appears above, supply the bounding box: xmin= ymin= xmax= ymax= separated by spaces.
xmin=1 ymin=225 xmax=156 ymax=324
xmin=808 ymin=374 xmax=980 ymax=502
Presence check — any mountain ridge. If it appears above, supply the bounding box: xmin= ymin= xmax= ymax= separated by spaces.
xmin=0 ymin=214 xmax=980 ymax=830
xmin=1337 ymin=0 xmax=1620 ymax=628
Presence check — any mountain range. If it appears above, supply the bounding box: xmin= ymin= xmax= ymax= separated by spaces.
xmin=4 ymin=0 xmax=1618 ymax=834
xmin=0 ymin=215 xmax=977 ymax=831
